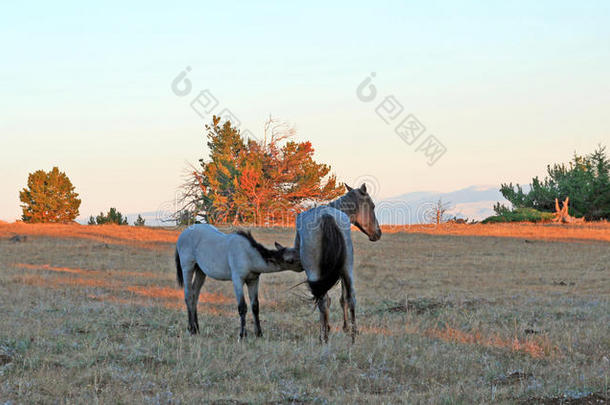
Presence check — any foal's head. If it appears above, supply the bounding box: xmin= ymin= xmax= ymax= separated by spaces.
xmin=236 ymin=230 xmax=301 ymax=270
xmin=273 ymin=242 xmax=301 ymax=271
xmin=344 ymin=183 xmax=382 ymax=241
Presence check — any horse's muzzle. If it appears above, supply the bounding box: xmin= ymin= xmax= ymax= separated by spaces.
xmin=369 ymin=229 xmax=382 ymax=241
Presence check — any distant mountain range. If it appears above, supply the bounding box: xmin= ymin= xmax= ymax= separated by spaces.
xmin=77 ymin=185 xmax=512 ymax=226
xmin=376 ymin=185 xmax=511 ymax=225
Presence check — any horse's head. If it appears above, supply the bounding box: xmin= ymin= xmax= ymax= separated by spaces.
xmin=274 ymin=242 xmax=302 ymax=271
xmin=344 ymin=183 xmax=382 ymax=241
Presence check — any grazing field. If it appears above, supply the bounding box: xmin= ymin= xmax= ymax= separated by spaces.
xmin=0 ymin=223 xmax=608 ymax=403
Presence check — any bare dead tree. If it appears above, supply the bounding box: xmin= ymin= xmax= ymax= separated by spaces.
xmin=434 ymin=198 xmax=451 ymax=225
xmin=263 ymin=115 xmax=296 ymax=149
xmin=552 ymin=197 xmax=585 ymax=224
xmin=171 ymin=162 xmax=208 ymax=225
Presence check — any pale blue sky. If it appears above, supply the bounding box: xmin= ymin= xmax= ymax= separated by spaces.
xmin=1 ymin=1 xmax=609 ymax=221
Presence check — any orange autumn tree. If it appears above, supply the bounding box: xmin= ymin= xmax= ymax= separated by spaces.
xmin=182 ymin=116 xmax=343 ymax=225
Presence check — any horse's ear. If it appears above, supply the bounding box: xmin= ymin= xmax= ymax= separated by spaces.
xmin=360 ymin=183 xmax=367 ymax=193
xmin=344 ymin=183 xmax=353 ymax=192
xmin=274 ymin=241 xmax=284 ymax=250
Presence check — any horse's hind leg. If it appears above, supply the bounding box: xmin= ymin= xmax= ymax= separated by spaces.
xmin=340 ymin=281 xmax=349 ymax=332
xmin=342 ymin=274 xmax=358 ymax=343
xmin=180 ymin=261 xmax=198 ymax=335
xmin=317 ymin=294 xmax=331 ymax=343
xmin=190 ymin=266 xmax=206 ymax=334
xmin=246 ymin=276 xmax=262 ymax=337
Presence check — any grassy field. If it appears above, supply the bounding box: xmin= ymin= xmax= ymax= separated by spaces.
xmin=0 ymin=223 xmax=608 ymax=404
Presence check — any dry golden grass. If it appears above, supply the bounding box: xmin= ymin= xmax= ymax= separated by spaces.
xmin=382 ymin=221 xmax=610 ymax=243
xmin=0 ymin=223 xmax=608 ymax=403
xmin=0 ymin=222 xmax=179 ymax=249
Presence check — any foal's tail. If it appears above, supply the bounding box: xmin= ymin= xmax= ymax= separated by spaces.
xmin=175 ymin=248 xmax=184 ymax=287
xmin=308 ymin=214 xmax=346 ymax=300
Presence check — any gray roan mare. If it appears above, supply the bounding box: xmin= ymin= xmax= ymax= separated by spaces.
xmin=295 ymin=183 xmax=382 ymax=343
xmin=175 ymin=224 xmax=300 ymax=338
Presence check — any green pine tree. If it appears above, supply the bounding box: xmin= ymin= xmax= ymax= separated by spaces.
xmin=92 ymin=208 xmax=129 ymax=225
xmin=134 ymin=214 xmax=146 ymax=226
xmin=19 ymin=167 xmax=81 ymax=223
xmin=496 ymin=145 xmax=609 ymax=220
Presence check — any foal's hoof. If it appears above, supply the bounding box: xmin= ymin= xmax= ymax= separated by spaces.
xmin=255 ymin=331 xmax=263 ymax=338
xmin=188 ymin=325 xmax=199 ymax=335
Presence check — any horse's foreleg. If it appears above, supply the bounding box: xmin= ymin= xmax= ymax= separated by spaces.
xmin=246 ymin=277 xmax=262 ymax=337
xmin=191 ymin=268 xmax=206 ymax=334
xmin=340 ymin=281 xmax=349 ymax=333
xmin=317 ymin=295 xmax=331 ymax=343
xmin=232 ymin=277 xmax=247 ymax=340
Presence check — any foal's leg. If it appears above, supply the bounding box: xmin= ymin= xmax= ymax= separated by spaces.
xmin=190 ymin=267 xmax=206 ymax=334
xmin=317 ymin=294 xmax=331 ymax=343
xmin=232 ymin=276 xmax=248 ymax=340
xmin=246 ymin=276 xmax=262 ymax=337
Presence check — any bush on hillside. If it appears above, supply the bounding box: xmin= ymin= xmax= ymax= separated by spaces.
xmin=482 ymin=207 xmax=554 ymax=224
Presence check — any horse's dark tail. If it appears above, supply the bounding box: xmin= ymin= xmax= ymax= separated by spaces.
xmin=175 ymin=248 xmax=184 ymax=287
xmin=308 ymin=214 xmax=346 ymax=300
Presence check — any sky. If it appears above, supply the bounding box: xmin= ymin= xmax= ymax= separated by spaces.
xmin=1 ymin=1 xmax=609 ymax=222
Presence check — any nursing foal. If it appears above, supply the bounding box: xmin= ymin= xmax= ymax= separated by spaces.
xmin=175 ymin=224 xmax=301 ymax=338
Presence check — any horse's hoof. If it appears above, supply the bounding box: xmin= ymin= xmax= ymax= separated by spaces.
xmin=342 ymin=324 xmax=349 ymax=333
xmin=188 ymin=321 xmax=199 ymax=334
xmin=255 ymin=331 xmax=263 ymax=338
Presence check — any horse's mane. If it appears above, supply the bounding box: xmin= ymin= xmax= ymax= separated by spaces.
xmin=235 ymin=230 xmax=281 ymax=264
xmin=328 ymin=189 xmax=360 ymax=215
